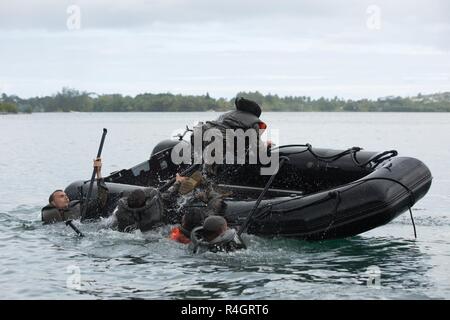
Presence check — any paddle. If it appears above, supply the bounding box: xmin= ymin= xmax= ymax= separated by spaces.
xmin=80 ymin=128 xmax=108 ymax=221
xmin=158 ymin=163 xmax=201 ymax=193
xmin=65 ymin=219 xmax=84 ymax=237
xmin=237 ymin=156 xmax=289 ymax=237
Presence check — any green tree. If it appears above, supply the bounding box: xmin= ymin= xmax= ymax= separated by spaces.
xmin=0 ymin=102 xmax=18 ymax=113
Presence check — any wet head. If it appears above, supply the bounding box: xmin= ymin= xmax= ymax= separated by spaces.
xmin=203 ymin=215 xmax=228 ymax=242
xmin=182 ymin=209 xmax=206 ymax=233
xmin=49 ymin=190 xmax=69 ymax=209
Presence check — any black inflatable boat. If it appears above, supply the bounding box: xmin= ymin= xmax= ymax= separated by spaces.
xmin=65 ymin=140 xmax=432 ymax=240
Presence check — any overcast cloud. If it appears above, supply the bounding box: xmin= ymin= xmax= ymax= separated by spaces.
xmin=0 ymin=0 xmax=449 ymax=99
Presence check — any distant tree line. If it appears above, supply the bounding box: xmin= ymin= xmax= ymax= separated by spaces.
xmin=1 ymin=89 xmax=450 ymax=113
xmin=0 ymin=101 xmax=18 ymax=113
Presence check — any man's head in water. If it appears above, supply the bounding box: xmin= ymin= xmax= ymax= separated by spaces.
xmin=182 ymin=209 xmax=205 ymax=233
xmin=127 ymin=189 xmax=146 ymax=208
xmin=46 ymin=158 xmax=104 ymax=211
xmin=203 ymin=215 xmax=228 ymax=242
xmin=49 ymin=190 xmax=70 ymax=209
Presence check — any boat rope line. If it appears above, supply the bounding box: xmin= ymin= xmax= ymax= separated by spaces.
xmin=274 ymin=144 xmax=363 ymax=164
xmin=273 ymin=143 xmax=398 ymax=168
xmin=321 ymin=190 xmax=341 ymax=239
xmin=216 ymin=144 xmax=399 ymax=216
xmin=351 ymin=150 xmax=398 ymax=169
xmin=319 ymin=176 xmax=417 ymax=239
xmin=409 ymin=207 xmax=417 ymax=239
xmin=229 ymin=175 xmax=418 ymax=239
xmin=346 ymin=176 xmax=417 ymax=238
xmin=224 ymin=145 xmax=399 ymax=219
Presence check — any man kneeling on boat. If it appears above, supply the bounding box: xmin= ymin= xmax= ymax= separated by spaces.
xmin=191 ymin=97 xmax=273 ymax=177
xmin=41 ymin=158 xmax=109 ymax=224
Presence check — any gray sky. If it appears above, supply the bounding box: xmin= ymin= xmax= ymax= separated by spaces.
xmin=1 ymin=0 xmax=449 ymax=99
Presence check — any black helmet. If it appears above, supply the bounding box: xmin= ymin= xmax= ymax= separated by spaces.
xmin=127 ymin=189 xmax=146 ymax=208
xmin=235 ymin=97 xmax=261 ymax=117
xmin=203 ymin=215 xmax=227 ymax=233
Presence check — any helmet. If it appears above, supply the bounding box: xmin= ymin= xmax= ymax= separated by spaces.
xmin=235 ymin=97 xmax=262 ymax=118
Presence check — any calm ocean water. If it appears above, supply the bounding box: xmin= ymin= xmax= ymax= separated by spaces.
xmin=0 ymin=112 xmax=449 ymax=299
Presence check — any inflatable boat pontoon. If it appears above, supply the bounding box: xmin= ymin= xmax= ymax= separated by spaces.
xmin=65 ymin=140 xmax=432 ymax=240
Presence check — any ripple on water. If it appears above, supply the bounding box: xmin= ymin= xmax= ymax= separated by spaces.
xmin=0 ymin=204 xmax=447 ymax=299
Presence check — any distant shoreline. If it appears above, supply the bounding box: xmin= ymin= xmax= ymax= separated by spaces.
xmin=2 ymin=89 xmax=450 ymax=113
xmin=4 ymin=110 xmax=450 ymax=115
